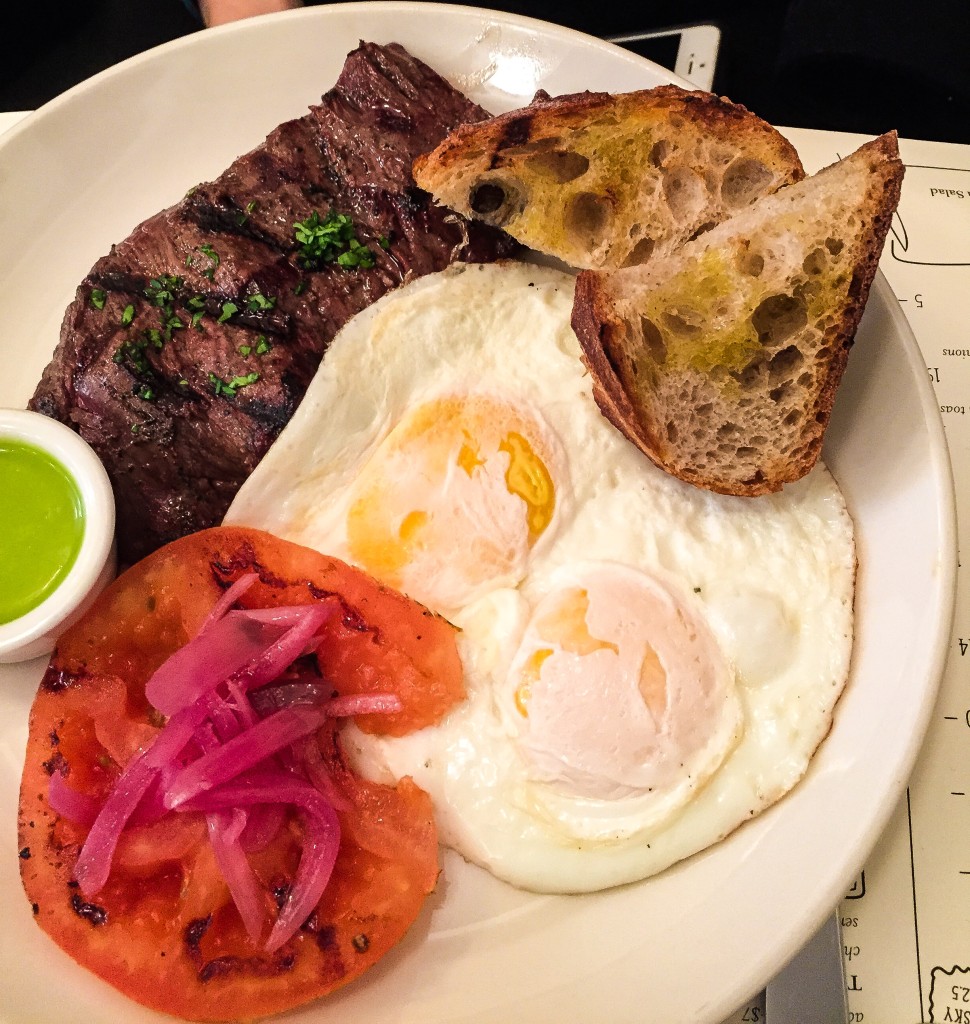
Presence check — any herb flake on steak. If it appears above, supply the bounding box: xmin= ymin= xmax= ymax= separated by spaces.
xmin=30 ymin=42 xmax=517 ymax=565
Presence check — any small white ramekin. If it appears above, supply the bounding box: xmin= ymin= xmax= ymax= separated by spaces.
xmin=0 ymin=408 xmax=116 ymax=664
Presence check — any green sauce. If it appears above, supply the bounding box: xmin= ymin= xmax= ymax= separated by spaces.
xmin=0 ymin=439 xmax=85 ymax=624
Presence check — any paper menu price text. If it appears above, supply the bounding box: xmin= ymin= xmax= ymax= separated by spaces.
xmin=781 ymin=125 xmax=970 ymax=1024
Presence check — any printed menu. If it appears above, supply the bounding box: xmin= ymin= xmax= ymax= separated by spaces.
xmin=725 ymin=126 xmax=970 ymax=1024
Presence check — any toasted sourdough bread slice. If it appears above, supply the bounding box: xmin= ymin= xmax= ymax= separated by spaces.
xmin=571 ymin=132 xmax=904 ymax=496
xmin=412 ymin=86 xmax=805 ymax=270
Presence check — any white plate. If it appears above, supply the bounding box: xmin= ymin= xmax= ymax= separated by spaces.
xmin=0 ymin=4 xmax=957 ymax=1022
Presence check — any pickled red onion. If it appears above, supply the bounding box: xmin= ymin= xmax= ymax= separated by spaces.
xmin=182 ymin=773 xmax=342 ymax=953
xmin=325 ymin=693 xmax=403 ymax=716
xmin=239 ymin=802 xmax=287 ymax=853
xmin=164 ymin=706 xmax=328 ymax=810
xmin=47 ymin=771 xmax=101 ymax=827
xmin=66 ymin=585 xmax=401 ymax=952
xmin=207 ymin=808 xmax=265 ymax=943
xmin=73 ymin=753 xmax=157 ymax=896
xmin=145 ymin=602 xmax=332 ymax=717
xmin=196 ymin=572 xmax=258 ymax=633
xmin=145 ymin=611 xmax=286 ymax=716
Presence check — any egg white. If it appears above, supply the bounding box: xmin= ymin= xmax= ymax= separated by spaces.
xmin=226 ymin=261 xmax=855 ymax=894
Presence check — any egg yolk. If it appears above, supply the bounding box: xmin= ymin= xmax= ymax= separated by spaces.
xmin=505 ymin=564 xmax=741 ymax=820
xmin=515 ymin=587 xmax=670 ymax=726
xmin=346 ymin=394 xmax=559 ymax=613
xmin=515 ymin=589 xmax=617 ymax=715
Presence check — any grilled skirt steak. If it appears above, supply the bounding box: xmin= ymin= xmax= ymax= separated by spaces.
xmin=30 ymin=42 xmax=517 ymax=565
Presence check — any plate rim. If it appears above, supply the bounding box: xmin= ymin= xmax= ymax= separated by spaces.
xmin=0 ymin=5 xmax=958 ymax=1022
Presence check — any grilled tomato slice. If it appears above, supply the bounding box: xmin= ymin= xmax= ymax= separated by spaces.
xmin=18 ymin=526 xmax=464 ymax=1021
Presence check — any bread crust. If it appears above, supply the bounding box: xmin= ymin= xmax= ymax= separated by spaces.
xmin=572 ymin=133 xmax=904 ymax=496
xmin=416 ymin=87 xmax=803 ymax=172
xmin=414 ymin=86 xmax=805 ymax=271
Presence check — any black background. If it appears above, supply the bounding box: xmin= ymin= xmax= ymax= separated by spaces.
xmin=3 ymin=0 xmax=970 ymax=145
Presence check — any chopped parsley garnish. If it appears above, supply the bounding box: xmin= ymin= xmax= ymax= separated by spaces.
xmin=89 ymin=289 xmax=107 ymax=310
xmin=120 ymin=304 xmax=135 ymax=327
xmin=195 ymin=243 xmax=220 ymax=281
xmin=246 ymin=292 xmax=277 ymax=312
xmin=186 ymin=296 xmax=206 ymax=330
xmin=113 ymin=335 xmax=152 ymax=375
xmin=134 ymin=275 xmax=188 ymax=341
xmin=145 ymin=275 xmax=182 ymax=308
xmin=162 ymin=313 xmax=185 ymax=340
xmin=111 ymin=336 xmax=158 ymax=398
xmin=293 ymin=210 xmax=376 ymax=270
xmin=208 ymin=371 xmax=260 ymax=398
xmin=218 ymin=302 xmax=238 ymax=324
xmin=336 ymin=240 xmax=376 ymax=269
xmin=246 ymin=200 xmax=258 ymax=214
xmin=239 ymin=335 xmax=272 ymax=358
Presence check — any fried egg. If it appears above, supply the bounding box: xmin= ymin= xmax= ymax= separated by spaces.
xmin=226 ymin=261 xmax=855 ymax=894
xmin=343 ymin=390 xmax=564 ymax=614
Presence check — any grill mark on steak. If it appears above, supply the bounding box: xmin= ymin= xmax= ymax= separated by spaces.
xmin=30 ymin=42 xmax=518 ymax=565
